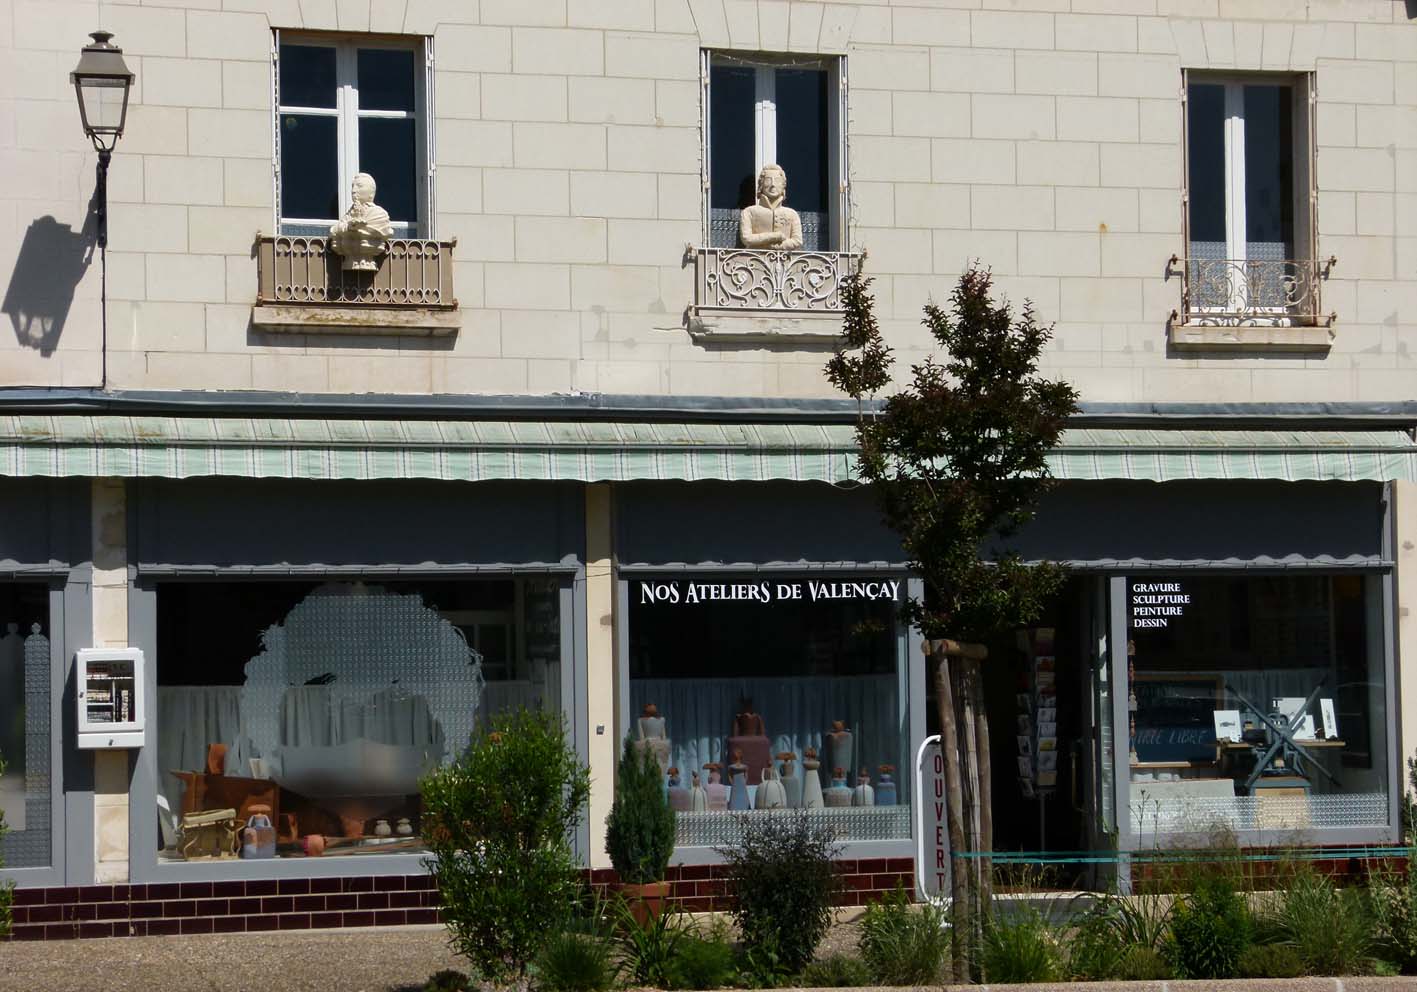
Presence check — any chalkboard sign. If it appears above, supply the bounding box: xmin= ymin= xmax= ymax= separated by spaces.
xmin=1133 ymin=674 xmax=1221 ymax=764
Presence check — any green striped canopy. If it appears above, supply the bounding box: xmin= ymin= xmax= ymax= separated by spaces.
xmin=0 ymin=415 xmax=1412 ymax=484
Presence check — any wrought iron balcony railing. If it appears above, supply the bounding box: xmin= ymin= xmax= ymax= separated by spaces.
xmin=256 ymin=235 xmax=457 ymax=309
xmin=693 ymin=246 xmax=861 ymax=314
xmin=1168 ymin=254 xmax=1336 ymax=328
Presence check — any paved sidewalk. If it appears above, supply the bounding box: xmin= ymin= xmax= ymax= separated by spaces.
xmin=0 ymin=925 xmax=464 ymax=992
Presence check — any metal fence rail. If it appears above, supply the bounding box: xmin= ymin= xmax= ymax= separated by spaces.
xmin=1170 ymin=254 xmax=1334 ymax=328
xmin=694 ymin=247 xmax=862 ymax=314
xmin=256 ymin=235 xmax=457 ymax=308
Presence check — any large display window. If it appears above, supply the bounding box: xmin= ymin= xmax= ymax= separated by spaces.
xmin=154 ymin=577 xmax=560 ymax=862
xmin=1126 ymin=573 xmax=1389 ymax=838
xmin=627 ymin=574 xmax=911 ymax=847
xmin=0 ymin=583 xmax=51 ymax=871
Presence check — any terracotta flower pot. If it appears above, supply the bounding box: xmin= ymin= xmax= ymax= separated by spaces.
xmin=620 ymin=879 xmax=672 ymax=927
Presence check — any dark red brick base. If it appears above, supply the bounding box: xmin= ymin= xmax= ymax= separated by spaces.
xmin=5 ymin=857 xmax=914 ymax=941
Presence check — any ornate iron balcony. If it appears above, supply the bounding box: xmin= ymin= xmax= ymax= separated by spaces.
xmin=1169 ymin=254 xmax=1335 ymax=328
xmin=693 ymin=246 xmax=861 ymax=314
xmin=256 ymin=235 xmax=457 ymax=309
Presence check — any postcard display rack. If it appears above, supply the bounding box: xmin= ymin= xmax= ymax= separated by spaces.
xmin=77 ymin=647 xmax=146 ymax=749
xmin=1015 ymin=629 xmax=1058 ymax=848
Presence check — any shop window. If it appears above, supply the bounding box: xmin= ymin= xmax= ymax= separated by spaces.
xmin=0 ymin=584 xmax=52 ymax=871
xmin=274 ymin=34 xmax=432 ymax=237
xmin=628 ymin=575 xmax=910 ymax=847
xmin=1126 ymin=574 xmax=1388 ymax=839
xmin=154 ymin=578 xmax=560 ymax=862
xmin=1174 ymin=72 xmax=1332 ymax=336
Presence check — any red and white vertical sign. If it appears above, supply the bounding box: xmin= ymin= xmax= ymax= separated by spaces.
xmin=914 ymin=735 xmax=950 ymax=901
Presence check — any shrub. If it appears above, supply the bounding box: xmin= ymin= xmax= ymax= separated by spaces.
xmin=535 ymin=931 xmax=618 ymax=992
xmin=1261 ymin=868 xmax=1372 ymax=975
xmin=1238 ymin=943 xmax=1305 ymax=979
xmin=737 ymin=934 xmax=792 ymax=990
xmin=420 ymin=707 xmax=591 ymax=984
xmin=605 ymin=736 xmax=675 ymax=885
xmin=1164 ymin=876 xmax=1250 ymax=979
xmin=859 ymin=887 xmax=952 ymax=985
xmin=796 ymin=954 xmax=872 ymax=988
xmin=718 ymin=811 xmax=842 ymax=975
xmin=613 ymin=898 xmax=693 ymax=988
xmin=1115 ymin=945 xmax=1171 ymax=981
xmin=422 ymin=970 xmax=471 ymax=992
xmin=1370 ymin=867 xmax=1417 ymax=973
xmin=1066 ymin=902 xmax=1128 ymax=981
xmin=979 ymin=904 xmax=1064 ymax=984
xmin=667 ymin=929 xmax=739 ymax=991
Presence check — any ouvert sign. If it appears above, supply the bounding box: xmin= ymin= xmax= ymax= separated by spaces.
xmin=914 ymin=734 xmax=950 ymax=901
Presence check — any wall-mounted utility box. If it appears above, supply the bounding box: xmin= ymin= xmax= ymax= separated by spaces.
xmin=76 ymin=648 xmax=145 ymax=749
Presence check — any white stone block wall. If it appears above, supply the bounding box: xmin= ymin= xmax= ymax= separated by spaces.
xmin=0 ymin=0 xmax=1413 ymax=403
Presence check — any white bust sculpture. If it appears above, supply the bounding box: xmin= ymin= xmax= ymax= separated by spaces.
xmin=738 ymin=163 xmax=803 ymax=252
xmin=328 ymin=172 xmax=394 ymax=271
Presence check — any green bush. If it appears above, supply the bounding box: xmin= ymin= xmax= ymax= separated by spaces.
xmin=718 ymin=811 xmax=842 ymax=975
xmin=1164 ymin=876 xmax=1250 ymax=979
xmin=1066 ymin=902 xmax=1129 ymax=981
xmin=420 ymin=708 xmax=591 ymax=984
xmin=613 ymin=898 xmax=693 ymax=987
xmin=979 ymin=905 xmax=1064 ymax=984
xmin=859 ymin=887 xmax=952 ymax=986
xmin=737 ymin=933 xmax=792 ymax=989
xmin=1238 ymin=943 xmax=1305 ymax=979
xmin=796 ymin=954 xmax=872 ymax=988
xmin=534 ymin=931 xmax=618 ymax=992
xmin=1261 ymin=868 xmax=1373 ymax=975
xmin=1115 ymin=945 xmax=1170 ymax=981
xmin=666 ymin=929 xmax=739 ymax=991
xmin=421 ymin=970 xmax=471 ymax=992
xmin=605 ymin=736 xmax=675 ymax=885
xmin=1370 ymin=867 xmax=1417 ymax=973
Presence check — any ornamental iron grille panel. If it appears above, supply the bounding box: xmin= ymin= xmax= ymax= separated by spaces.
xmin=695 ymin=247 xmax=861 ymax=314
xmin=257 ymin=235 xmax=457 ymax=308
xmin=1172 ymin=254 xmax=1334 ymax=328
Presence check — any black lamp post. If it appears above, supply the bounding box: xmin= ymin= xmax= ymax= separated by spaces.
xmin=71 ymin=30 xmax=134 ymax=388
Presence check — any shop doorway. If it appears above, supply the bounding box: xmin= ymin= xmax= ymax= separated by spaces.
xmin=925 ymin=576 xmax=1112 ymax=891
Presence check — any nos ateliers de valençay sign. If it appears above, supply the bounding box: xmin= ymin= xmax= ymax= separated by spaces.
xmin=636 ymin=578 xmax=901 ymax=606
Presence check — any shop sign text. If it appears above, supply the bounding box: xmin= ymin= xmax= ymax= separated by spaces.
xmin=637 ymin=579 xmax=900 ymax=606
xmin=1131 ymin=581 xmax=1190 ymax=628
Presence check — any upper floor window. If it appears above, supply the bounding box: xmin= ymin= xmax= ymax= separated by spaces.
xmin=702 ymin=53 xmax=846 ymax=253
xmin=274 ymin=33 xmax=433 ymax=238
xmin=1182 ymin=72 xmax=1320 ymax=325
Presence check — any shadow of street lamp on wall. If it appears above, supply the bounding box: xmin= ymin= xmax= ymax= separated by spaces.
xmin=70 ymin=30 xmax=133 ymax=388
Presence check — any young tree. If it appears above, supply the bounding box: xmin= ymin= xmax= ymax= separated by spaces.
xmin=827 ymin=263 xmax=1079 ymax=979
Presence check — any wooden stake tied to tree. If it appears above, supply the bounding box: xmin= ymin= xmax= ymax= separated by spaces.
xmin=827 ymin=263 xmax=1079 ymax=982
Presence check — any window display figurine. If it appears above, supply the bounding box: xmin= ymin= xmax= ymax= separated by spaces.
xmin=689 ymin=769 xmax=708 ymax=812
xmin=824 ymin=766 xmax=853 ymax=808
xmin=634 ymin=702 xmax=673 ymax=775
xmin=851 ymin=767 xmax=875 ymax=807
xmin=727 ymin=749 xmax=751 ymax=811
xmin=755 ymin=764 xmax=787 ymax=810
xmin=728 ymin=696 xmax=773 ymax=784
xmin=738 ymin=163 xmax=803 ymax=252
xmin=703 ymin=762 xmax=730 ymax=812
xmin=875 ymin=765 xmax=897 ymax=806
xmin=777 ymin=751 xmax=803 ymax=808
xmin=800 ymin=747 xmax=825 ymax=810
xmin=667 ymin=766 xmax=692 ymax=812
xmin=827 ymin=720 xmax=853 ymax=778
xmin=328 ymin=172 xmax=393 ymax=272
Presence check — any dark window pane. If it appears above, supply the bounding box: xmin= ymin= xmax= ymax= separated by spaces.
xmin=1243 ymin=84 xmax=1294 ymax=257
xmin=1187 ymin=82 xmax=1227 ymax=250
xmin=280 ymin=113 xmax=338 ymax=220
xmin=774 ymin=68 xmax=830 ymax=215
xmin=279 ymin=44 xmax=336 ymax=109
xmin=358 ymin=117 xmax=417 ymax=224
xmin=357 ymin=48 xmax=415 ymax=112
xmin=710 ymin=64 xmax=756 ymax=212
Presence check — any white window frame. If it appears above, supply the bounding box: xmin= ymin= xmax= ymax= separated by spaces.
xmin=272 ymin=30 xmax=435 ymax=239
xmin=1181 ymin=71 xmax=1316 ymax=319
xmin=700 ymin=50 xmax=848 ymax=252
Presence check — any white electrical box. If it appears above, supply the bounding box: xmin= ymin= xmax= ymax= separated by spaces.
xmin=76 ymin=648 xmax=146 ymax=749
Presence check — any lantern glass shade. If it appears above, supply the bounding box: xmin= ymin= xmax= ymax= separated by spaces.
xmin=71 ymin=31 xmax=134 ymax=147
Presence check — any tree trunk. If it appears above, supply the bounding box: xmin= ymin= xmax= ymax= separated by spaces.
xmin=971 ymin=657 xmax=994 ymax=921
xmin=932 ymin=649 xmax=970 ymax=983
xmin=958 ymin=657 xmax=982 ymax=950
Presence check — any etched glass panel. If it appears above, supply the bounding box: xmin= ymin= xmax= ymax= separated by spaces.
xmin=0 ymin=584 xmax=51 ymax=869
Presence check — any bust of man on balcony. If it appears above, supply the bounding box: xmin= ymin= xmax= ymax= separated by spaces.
xmin=738 ymin=163 xmax=803 ymax=252
xmin=329 ymin=172 xmax=394 ymax=272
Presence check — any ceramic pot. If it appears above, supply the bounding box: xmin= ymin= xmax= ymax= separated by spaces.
xmin=754 ymin=766 xmax=787 ymax=809
xmin=826 ymin=722 xmax=853 ymax=781
xmin=778 ymin=752 xmax=803 ymax=808
xmin=851 ymin=768 xmax=875 ymax=807
xmin=396 ymin=817 xmax=413 ymax=836
xmin=703 ymin=764 xmax=729 ymax=812
xmin=374 ymin=819 xmax=392 ymax=838
xmin=824 ymin=767 xmax=853 ymax=808
xmin=875 ymin=766 xmax=898 ymax=806
xmin=621 ymin=880 xmax=672 ymax=928
xmin=667 ymin=767 xmax=692 ymax=812
xmin=800 ymin=750 xmax=825 ymax=810
xmin=727 ymin=758 xmax=751 ymax=811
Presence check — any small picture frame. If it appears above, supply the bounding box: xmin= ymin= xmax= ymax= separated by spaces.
xmin=1320 ymin=698 xmax=1339 ymax=740
xmin=1213 ymin=709 xmax=1242 ymax=743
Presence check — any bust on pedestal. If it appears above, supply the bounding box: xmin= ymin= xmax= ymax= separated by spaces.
xmin=738 ymin=164 xmax=803 ymax=252
xmin=727 ymin=696 xmax=772 ymax=785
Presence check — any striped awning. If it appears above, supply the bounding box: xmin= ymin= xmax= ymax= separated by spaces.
xmin=0 ymin=415 xmax=1412 ymax=484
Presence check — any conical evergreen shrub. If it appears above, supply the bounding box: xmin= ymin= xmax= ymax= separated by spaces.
xmin=605 ymin=736 xmax=675 ymax=884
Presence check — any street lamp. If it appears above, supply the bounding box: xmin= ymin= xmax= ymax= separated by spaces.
xmin=71 ymin=30 xmax=134 ymax=249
